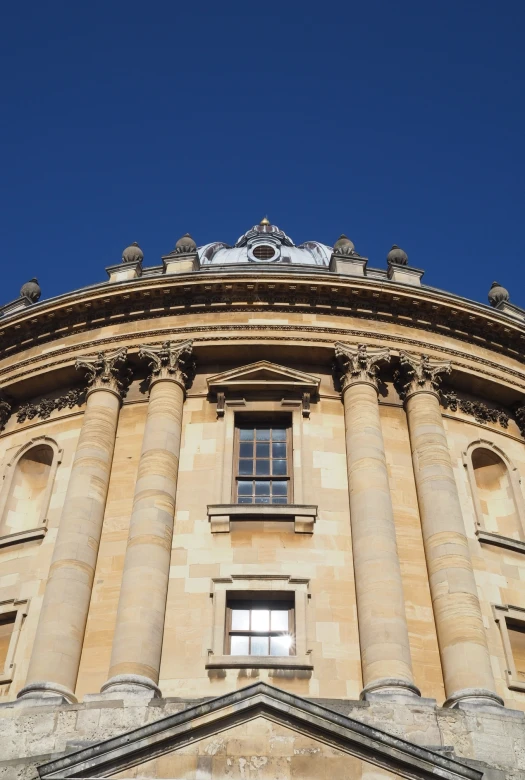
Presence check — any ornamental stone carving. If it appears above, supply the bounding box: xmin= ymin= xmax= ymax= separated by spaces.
xmin=75 ymin=347 xmax=131 ymax=396
xmin=20 ymin=278 xmax=41 ymax=303
xmin=395 ymin=352 xmax=451 ymax=399
xmin=440 ymin=390 xmax=509 ymax=428
xmin=138 ymin=339 xmax=195 ymax=388
xmin=334 ymin=343 xmax=391 ymax=391
xmin=0 ymin=397 xmax=12 ymax=431
xmin=333 ymin=235 xmax=356 ymax=256
xmin=122 ymin=242 xmax=144 ymax=264
xmin=174 ymin=233 xmax=197 ymax=254
xmin=17 ymin=388 xmax=86 ymax=423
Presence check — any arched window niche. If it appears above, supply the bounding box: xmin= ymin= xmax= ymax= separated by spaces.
xmin=0 ymin=437 xmax=62 ymax=544
xmin=463 ymin=439 xmax=525 ymax=546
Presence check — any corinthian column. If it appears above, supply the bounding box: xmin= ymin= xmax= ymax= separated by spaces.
xmin=335 ymin=343 xmax=419 ymax=699
xmin=102 ymin=340 xmax=194 ymax=698
xmin=399 ymin=352 xmax=503 ymax=708
xmin=18 ymin=349 xmax=129 ymax=704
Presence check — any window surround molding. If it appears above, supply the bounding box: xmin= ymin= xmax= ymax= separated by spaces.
xmin=206 ymin=575 xmax=312 ymax=670
xmin=0 ymin=436 xmax=62 ymax=547
xmin=0 ymin=598 xmax=29 ymax=685
xmin=463 ymin=438 xmax=525 ymax=552
xmin=493 ymin=603 xmax=525 ymax=692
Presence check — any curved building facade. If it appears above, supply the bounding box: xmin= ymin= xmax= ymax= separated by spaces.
xmin=1 ymin=221 xmax=525 ymax=778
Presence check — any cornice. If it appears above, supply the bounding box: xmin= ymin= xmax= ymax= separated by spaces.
xmin=1 ymin=272 xmax=524 ymax=367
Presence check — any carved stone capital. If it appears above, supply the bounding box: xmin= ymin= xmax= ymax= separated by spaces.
xmin=75 ymin=347 xmax=130 ymax=397
xmin=396 ymin=352 xmax=451 ymax=399
xmin=139 ymin=339 xmax=195 ymax=389
xmin=334 ymin=343 xmax=390 ymax=392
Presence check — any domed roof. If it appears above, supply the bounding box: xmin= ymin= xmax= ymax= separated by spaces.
xmin=198 ymin=219 xmax=332 ymax=267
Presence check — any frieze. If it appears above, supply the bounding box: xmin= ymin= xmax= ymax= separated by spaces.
xmin=16 ymin=388 xmax=86 ymax=423
xmin=440 ymin=390 xmax=510 ymax=428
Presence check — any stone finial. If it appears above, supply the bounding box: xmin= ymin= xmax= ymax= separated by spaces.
xmin=334 ymin=342 xmax=391 ymax=390
xmin=75 ymin=347 xmax=130 ymax=396
xmin=488 ymin=281 xmax=509 ymax=308
xmin=396 ymin=351 xmax=451 ymax=399
xmin=122 ymin=242 xmax=144 ymax=264
xmin=20 ymin=278 xmax=41 ymax=303
xmin=386 ymin=245 xmax=408 ymax=266
xmin=138 ymin=339 xmax=195 ymax=388
xmin=175 ymin=233 xmax=197 ymax=254
xmin=333 ymin=235 xmax=355 ymax=256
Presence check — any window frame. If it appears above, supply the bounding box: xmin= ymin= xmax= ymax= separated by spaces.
xmin=232 ymin=416 xmax=293 ymax=505
xmin=226 ymin=594 xmax=295 ymax=657
xmin=493 ymin=603 xmax=525 ymax=692
xmin=207 ymin=575 xmax=312 ymax=670
xmin=0 ymin=598 xmax=29 ymax=685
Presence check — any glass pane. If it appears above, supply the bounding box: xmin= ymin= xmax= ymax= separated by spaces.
xmin=270 ymin=635 xmax=292 ymax=656
xmin=254 ymin=497 xmax=270 ymax=504
xmin=251 ymin=636 xmax=269 ymax=656
xmin=256 ymin=460 xmax=270 ymax=476
xmin=272 ymin=442 xmax=286 ymax=458
xmin=271 ymin=497 xmax=287 ymax=504
xmin=272 ymin=429 xmax=287 ymax=441
xmin=256 ymin=443 xmax=270 ymax=458
xmin=239 ymin=459 xmax=253 ymax=475
xmin=272 ymin=459 xmax=286 ymax=476
xmin=231 ymin=610 xmax=250 ymax=630
xmin=238 ymin=497 xmax=253 ymax=504
xmin=238 ymin=481 xmax=253 ymax=496
xmin=239 ymin=442 xmax=253 ymax=458
xmin=255 ymin=481 xmax=271 ymax=495
xmin=255 ymin=428 xmax=270 ymax=441
xmin=240 ymin=429 xmax=254 ymax=441
xmin=271 ymin=610 xmax=289 ymax=631
xmin=230 ymin=635 xmax=249 ymax=655
xmin=272 ymin=481 xmax=287 ymax=496
xmin=251 ymin=610 xmax=270 ymax=631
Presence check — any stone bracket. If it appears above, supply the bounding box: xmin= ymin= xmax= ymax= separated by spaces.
xmin=207 ymin=504 xmax=317 ymax=534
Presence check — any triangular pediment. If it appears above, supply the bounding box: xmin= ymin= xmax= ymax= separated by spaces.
xmin=207 ymin=361 xmax=320 ymax=393
xmin=38 ymin=683 xmax=481 ymax=780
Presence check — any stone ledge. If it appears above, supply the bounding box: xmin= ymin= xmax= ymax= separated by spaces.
xmin=205 ymin=654 xmax=314 ymax=670
xmin=0 ymin=526 xmax=47 ymax=548
xmin=207 ymin=503 xmax=317 ymax=533
xmin=476 ymin=530 xmax=525 ymax=555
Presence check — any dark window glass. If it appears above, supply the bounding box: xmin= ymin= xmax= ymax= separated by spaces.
xmin=236 ymin=424 xmax=290 ymax=504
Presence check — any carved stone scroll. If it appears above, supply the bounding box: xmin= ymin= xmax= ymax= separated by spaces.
xmin=138 ymin=339 xmax=194 ymax=388
xmin=75 ymin=347 xmax=130 ymax=396
xmin=395 ymin=352 xmax=451 ymax=399
xmin=334 ymin=343 xmax=390 ymax=391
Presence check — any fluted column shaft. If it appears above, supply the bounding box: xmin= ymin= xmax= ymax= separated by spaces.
xmin=401 ymin=352 xmax=502 ymax=708
xmin=18 ymin=350 xmax=127 ymax=703
xmin=336 ymin=343 xmax=418 ymax=699
xmin=103 ymin=340 xmax=192 ymax=697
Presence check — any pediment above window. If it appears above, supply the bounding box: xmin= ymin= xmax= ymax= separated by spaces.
xmin=207 ymin=361 xmax=320 ymax=394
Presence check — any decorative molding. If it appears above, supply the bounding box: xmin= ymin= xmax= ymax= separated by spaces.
xmin=514 ymin=405 xmax=525 ymax=437
xmin=0 ymin=398 xmax=12 ymax=432
xmin=334 ymin=342 xmax=390 ymax=391
xmin=138 ymin=339 xmax=195 ymax=388
xmin=16 ymin=388 xmax=85 ymax=423
xmin=301 ymin=392 xmax=311 ymax=418
xmin=75 ymin=347 xmax=131 ymax=396
xmin=395 ymin=351 xmax=451 ymax=399
xmin=216 ymin=391 xmax=226 ymax=417
xmin=207 ymin=503 xmax=317 ymax=534
xmin=478 ymin=530 xmax=525 ymax=555
xmin=441 ymin=391 xmax=509 ymax=428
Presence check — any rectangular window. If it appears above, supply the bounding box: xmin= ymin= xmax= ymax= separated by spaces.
xmin=234 ymin=420 xmax=291 ymax=504
xmin=227 ymin=595 xmax=294 ymax=656
xmin=0 ymin=613 xmax=15 ymax=673
xmin=508 ymin=619 xmax=525 ymax=681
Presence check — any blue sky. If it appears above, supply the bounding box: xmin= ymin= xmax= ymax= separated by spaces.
xmin=1 ymin=1 xmax=524 ymax=308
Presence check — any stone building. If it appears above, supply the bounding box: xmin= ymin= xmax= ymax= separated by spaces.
xmin=0 ymin=220 xmax=525 ymax=778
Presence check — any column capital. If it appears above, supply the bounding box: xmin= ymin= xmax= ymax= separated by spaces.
xmin=396 ymin=351 xmax=451 ymax=400
xmin=76 ymin=347 xmax=131 ymax=399
xmin=139 ymin=339 xmax=195 ymax=389
xmin=334 ymin=342 xmax=390 ymax=392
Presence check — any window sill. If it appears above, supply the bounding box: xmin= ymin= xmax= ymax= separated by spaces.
xmin=0 ymin=526 xmax=47 ymax=548
xmin=207 ymin=504 xmax=317 ymax=534
xmin=477 ymin=530 xmax=525 ymax=555
xmin=205 ymin=654 xmax=313 ymax=670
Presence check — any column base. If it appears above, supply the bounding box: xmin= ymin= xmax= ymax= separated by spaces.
xmin=444 ymin=687 xmax=504 ymax=710
xmin=100 ymin=674 xmax=162 ymax=700
xmin=16 ymin=681 xmax=77 ymax=706
xmin=361 ymin=678 xmax=422 ymax=702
